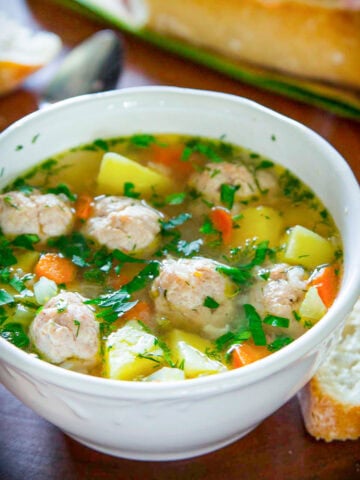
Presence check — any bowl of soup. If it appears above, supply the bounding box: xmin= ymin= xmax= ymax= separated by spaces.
xmin=0 ymin=87 xmax=359 ymax=460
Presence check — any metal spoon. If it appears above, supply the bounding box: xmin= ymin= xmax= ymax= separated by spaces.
xmin=39 ymin=30 xmax=123 ymax=106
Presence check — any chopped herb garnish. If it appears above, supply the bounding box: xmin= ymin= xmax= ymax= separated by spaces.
xmin=46 ymin=183 xmax=77 ymax=201
xmin=293 ymin=311 xmax=301 ymax=322
xmin=130 ymin=134 xmax=156 ymax=148
xmin=0 ymin=289 xmax=14 ymax=306
xmin=160 ymin=213 xmax=192 ymax=231
xmin=220 ymin=183 xmax=239 ymax=210
xmin=93 ymin=138 xmax=109 ymax=151
xmin=181 ymin=140 xmax=222 ymax=163
xmin=32 ymin=133 xmax=40 ymax=144
xmin=216 ymin=265 xmax=252 ymax=286
xmin=256 ymin=160 xmax=274 ymax=170
xmin=176 ymin=238 xmax=203 ymax=257
xmin=123 ymin=261 xmax=160 ymax=294
xmin=215 ymin=328 xmax=252 ymax=351
xmin=0 ymin=323 xmax=30 ymax=348
xmin=123 ymin=182 xmax=141 ymax=199
xmin=199 ymin=216 xmax=218 ymax=235
xmin=41 ymin=159 xmax=57 ymax=171
xmin=203 ymin=296 xmax=220 ymax=309
xmin=73 ymin=319 xmax=81 ymax=337
xmin=267 ymin=336 xmax=293 ymax=352
xmin=165 ymin=192 xmax=186 ymax=205
xmin=15 ymin=145 xmax=24 ymax=151
xmin=263 ymin=315 xmax=290 ymax=328
xmin=12 ymin=234 xmax=40 ymax=250
xmin=243 ymin=304 xmax=266 ymax=346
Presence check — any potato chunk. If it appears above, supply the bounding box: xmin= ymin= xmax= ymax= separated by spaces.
xmin=231 ymin=206 xmax=284 ymax=247
xmin=283 ymin=225 xmax=335 ymax=269
xmin=299 ymin=286 xmax=327 ymax=324
xmin=105 ymin=321 xmax=164 ymax=380
xmin=97 ymin=151 xmax=174 ymax=196
xmin=175 ymin=342 xmax=227 ymax=378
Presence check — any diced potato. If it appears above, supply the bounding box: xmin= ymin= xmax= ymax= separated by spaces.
xmin=7 ymin=304 xmax=34 ymax=328
xmin=16 ymin=251 xmax=40 ymax=273
xmin=299 ymin=286 xmax=327 ymax=323
xmin=175 ymin=342 xmax=227 ymax=378
xmin=97 ymin=151 xmax=175 ymax=197
xmin=144 ymin=366 xmax=185 ymax=382
xmin=165 ymin=329 xmax=214 ymax=354
xmin=283 ymin=225 xmax=335 ymax=269
xmin=231 ymin=206 xmax=284 ymax=247
xmin=105 ymin=321 xmax=164 ymax=380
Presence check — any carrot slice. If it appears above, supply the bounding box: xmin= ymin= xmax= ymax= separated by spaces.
xmin=231 ymin=341 xmax=270 ymax=368
xmin=210 ymin=207 xmax=233 ymax=245
xmin=108 ymin=272 xmax=131 ymax=290
xmin=75 ymin=194 xmax=93 ymax=220
xmin=122 ymin=301 xmax=152 ymax=323
xmin=310 ymin=265 xmax=339 ymax=308
xmin=151 ymin=144 xmax=194 ymax=177
xmin=34 ymin=253 xmax=77 ymax=284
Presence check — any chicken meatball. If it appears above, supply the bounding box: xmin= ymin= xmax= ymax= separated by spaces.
xmin=188 ymin=162 xmax=278 ymax=210
xmin=29 ymin=291 xmax=99 ymax=365
xmin=151 ymin=257 xmax=237 ymax=339
xmin=83 ymin=196 xmax=163 ymax=256
xmin=248 ymin=263 xmax=309 ymax=338
xmin=0 ymin=190 xmax=74 ymax=240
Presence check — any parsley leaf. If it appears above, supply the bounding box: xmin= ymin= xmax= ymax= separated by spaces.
xmin=220 ymin=184 xmax=239 ymax=210
xmin=243 ymin=304 xmax=266 ymax=346
xmin=0 ymin=289 xmax=14 ymax=306
xmin=160 ymin=213 xmax=192 ymax=231
xmin=203 ymin=296 xmax=220 ymax=309
xmin=263 ymin=315 xmax=290 ymax=328
xmin=267 ymin=336 xmax=293 ymax=352
xmin=123 ymin=182 xmax=141 ymax=199
xmin=130 ymin=134 xmax=156 ymax=148
xmin=0 ymin=323 xmax=30 ymax=348
xmin=12 ymin=234 xmax=40 ymax=250
xmin=46 ymin=183 xmax=77 ymax=201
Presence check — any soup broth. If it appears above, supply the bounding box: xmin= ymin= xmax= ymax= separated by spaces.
xmin=0 ymin=134 xmax=342 ymax=381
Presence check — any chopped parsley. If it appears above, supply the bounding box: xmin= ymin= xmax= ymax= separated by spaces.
xmin=164 ymin=192 xmax=186 ymax=205
xmin=243 ymin=304 xmax=266 ymax=346
xmin=93 ymin=138 xmax=109 ymax=151
xmin=220 ymin=183 xmax=239 ymax=210
xmin=267 ymin=336 xmax=293 ymax=352
xmin=203 ymin=296 xmax=220 ymax=309
xmin=160 ymin=213 xmax=192 ymax=231
xmin=73 ymin=319 xmax=81 ymax=337
xmin=263 ymin=315 xmax=290 ymax=328
xmin=12 ymin=234 xmax=40 ymax=251
xmin=0 ymin=323 xmax=30 ymax=348
xmin=123 ymin=182 xmax=141 ymax=199
xmin=130 ymin=134 xmax=156 ymax=148
xmin=0 ymin=289 xmax=14 ymax=306
xmin=46 ymin=183 xmax=77 ymax=201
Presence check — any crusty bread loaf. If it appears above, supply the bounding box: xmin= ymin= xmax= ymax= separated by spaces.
xmin=145 ymin=0 xmax=360 ymax=89
xmin=298 ymin=298 xmax=360 ymax=442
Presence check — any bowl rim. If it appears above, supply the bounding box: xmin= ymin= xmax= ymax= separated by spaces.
xmin=1 ymin=86 xmax=359 ymax=398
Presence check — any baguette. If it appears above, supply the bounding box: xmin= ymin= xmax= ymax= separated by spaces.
xmin=298 ymin=298 xmax=360 ymax=442
xmin=145 ymin=0 xmax=360 ymax=90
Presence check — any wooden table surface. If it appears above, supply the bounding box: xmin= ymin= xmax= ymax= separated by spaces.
xmin=0 ymin=1 xmax=359 ymax=479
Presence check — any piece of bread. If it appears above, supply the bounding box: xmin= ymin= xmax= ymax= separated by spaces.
xmin=144 ymin=0 xmax=360 ymax=90
xmin=298 ymin=298 xmax=360 ymax=442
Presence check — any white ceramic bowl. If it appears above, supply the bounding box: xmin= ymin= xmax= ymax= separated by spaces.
xmin=1 ymin=87 xmax=359 ymax=461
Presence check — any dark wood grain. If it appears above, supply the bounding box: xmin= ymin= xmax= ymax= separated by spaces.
xmin=0 ymin=1 xmax=359 ymax=479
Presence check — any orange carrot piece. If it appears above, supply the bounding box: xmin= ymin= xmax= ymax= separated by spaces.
xmin=210 ymin=207 xmax=233 ymax=245
xmin=75 ymin=194 xmax=93 ymax=220
xmin=151 ymin=144 xmax=194 ymax=177
xmin=108 ymin=272 xmax=131 ymax=290
xmin=122 ymin=301 xmax=152 ymax=323
xmin=310 ymin=265 xmax=339 ymax=308
xmin=34 ymin=253 xmax=77 ymax=284
xmin=231 ymin=341 xmax=270 ymax=369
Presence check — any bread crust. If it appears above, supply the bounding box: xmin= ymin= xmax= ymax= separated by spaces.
xmin=146 ymin=0 xmax=360 ymax=89
xmin=298 ymin=377 xmax=360 ymax=441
